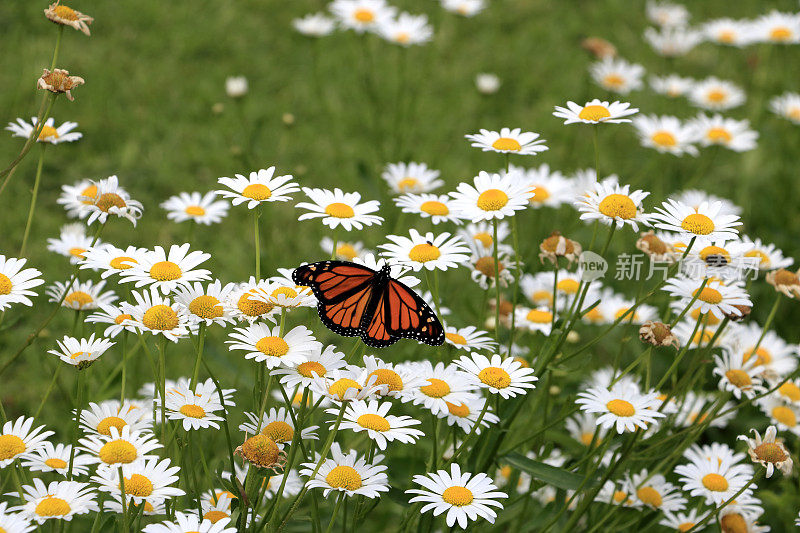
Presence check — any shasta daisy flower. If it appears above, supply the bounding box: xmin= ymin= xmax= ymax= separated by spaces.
xmin=380 ymin=229 xmax=470 ymax=272
xmin=0 ymin=256 xmax=43 ymax=311
xmin=0 ymin=502 xmax=34 ymax=532
xmin=688 ymin=77 xmax=746 ymax=111
xmin=121 ymin=289 xmax=193 ymax=342
xmin=566 ymin=413 xmax=607 ymax=447
xmin=381 ymin=162 xmax=443 ymax=194
xmin=675 ymin=391 xmax=735 ymax=428
xmin=57 ymin=179 xmax=99 ymax=218
xmin=738 ymin=426 xmax=793 ymax=478
xmin=47 ymin=279 xmax=117 ymax=311
xmin=79 ymin=175 xmax=143 ymax=226
xmin=654 ymin=199 xmax=742 ymax=241
xmin=406 ymin=463 xmax=508 ymax=529
xmin=79 ymin=244 xmax=147 ymax=278
xmin=142 ymin=512 xmax=236 ymax=533
xmin=224 ymin=277 xmax=278 ymax=323
xmin=703 ymin=18 xmax=757 ymax=46
xmin=173 ymin=280 xmax=235 ymax=326
xmin=441 ymin=394 xmax=499 ymax=433
xmin=239 ymin=408 xmax=318 ymax=445
xmin=161 ymin=191 xmax=229 ymax=225
xmin=163 ymin=390 xmax=224 ymax=430
xmin=85 ymin=303 xmax=139 ymax=337
xmin=355 ymin=356 xmax=428 ymax=400
xmin=408 ymin=362 xmax=477 ymax=416
xmin=6 ymin=117 xmax=81 ymax=144
xmin=44 ymin=3 xmax=93 ymax=35
xmin=660 ymin=509 xmax=705 ymax=531
xmin=649 ymin=74 xmax=695 ymax=98
xmin=377 ymin=12 xmax=434 ymax=46
xmin=119 ymin=243 xmax=211 ymax=294
xmin=515 ymin=306 xmax=554 ymax=334
xmin=292 ymin=13 xmax=336 ymax=37
xmin=226 ymin=323 xmax=320 ymax=369
xmin=80 ymin=401 xmax=151 ymax=437
xmin=663 ymin=276 xmax=751 ymax=320
xmin=333 ymin=399 xmax=424 ymax=450
xmin=216 ymin=167 xmax=299 ymax=209
xmin=575 ymin=182 xmax=650 ymax=231
xmin=320 ymin=237 xmax=367 ymax=260
xmin=0 ymin=416 xmax=53 ymax=468
xmin=589 ymin=57 xmax=645 ymax=94
xmin=79 ymin=426 xmax=162 ymax=467
xmin=329 ymin=0 xmax=396 ymax=33
xmin=689 ymin=113 xmax=758 ymax=152
xmin=758 ymin=395 xmax=800 ymax=436
xmin=93 ymin=457 xmax=184 ymax=503
xmin=595 ymin=480 xmax=634 ymax=507
xmin=260 ymin=273 xmax=316 ymax=309
xmin=450 ymin=171 xmax=533 ymax=222
xmin=300 ymin=442 xmax=389 ymax=498
xmin=465 ymin=128 xmax=548 ymax=155
xmin=444 ymin=325 xmax=496 ymax=352
xmin=724 ymin=322 xmax=798 ymax=381
xmin=627 ymin=469 xmax=687 ymax=511
xmin=576 ymin=384 xmax=666 ymax=433
xmin=713 ymin=351 xmax=765 ymax=400
xmin=755 ymin=10 xmax=800 ymax=44
xmin=553 ymin=99 xmax=638 ymax=124
xmin=394 ymin=193 xmax=462 ymax=224
xmin=296 ymin=187 xmax=383 ymax=230
xmin=644 ymin=26 xmax=702 ymax=57
xmin=271 ymin=344 xmax=347 ymax=389
xmin=646 ymin=0 xmax=689 ymax=28
xmin=513 ymin=163 xmax=575 ymax=208
xmin=312 ymin=367 xmax=389 ymax=403
xmin=48 ymin=334 xmax=114 ymax=368
xmin=457 ymin=221 xmax=512 ymax=256
xmin=769 ymin=92 xmax=800 ymax=124
xmin=632 ymin=115 xmax=699 ymax=156
xmin=20 ymin=442 xmax=94 ymax=477
xmin=15 ymin=480 xmax=98 ymax=524
xmin=441 ymin=0 xmax=486 ymax=17
xmin=455 ymin=353 xmax=537 ymax=398
xmin=674 ymin=455 xmax=755 ymax=505
xmin=46 ymin=223 xmax=97 ymax=263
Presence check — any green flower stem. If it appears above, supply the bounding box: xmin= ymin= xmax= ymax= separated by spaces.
xmin=190 ymin=323 xmax=207 ymax=391
xmin=507 ymin=216 xmax=522 ymax=356
xmin=492 ymin=218 xmax=501 ymax=343
xmin=157 ymin=337 xmax=169 ymax=444
xmin=0 ymin=93 xmax=56 ymax=185
xmin=33 ymin=365 xmax=61 ymax=419
xmin=67 ymin=369 xmax=87 ymax=480
xmin=119 ymin=466 xmax=130 ymax=533
xmin=19 ymin=144 xmax=47 ymax=256
xmin=324 ymin=494 xmax=345 ymax=533
xmin=254 ymin=207 xmax=262 ymax=279
xmin=655 ymin=313 xmax=706 ymax=391
xmin=203 ymin=360 xmax=237 ymax=474
xmin=119 ymin=331 xmax=128 ymax=403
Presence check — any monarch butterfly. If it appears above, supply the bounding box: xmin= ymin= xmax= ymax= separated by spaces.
xmin=292 ymin=260 xmax=445 ymax=348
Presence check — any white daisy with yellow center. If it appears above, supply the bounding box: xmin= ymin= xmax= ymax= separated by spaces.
xmin=333 ymin=399 xmax=424 ymax=450
xmin=465 ymin=127 xmax=548 ymax=156
xmin=441 ymin=0 xmax=486 ymax=17
xmin=456 ymin=221 xmax=512 ymax=256
xmin=20 ymin=442 xmax=94 ymax=477
xmin=455 ymin=353 xmax=537 ymax=399
xmin=598 ymin=292 xmax=656 ymax=326
xmin=329 ymin=0 xmax=396 ymax=33
xmin=755 ymin=10 xmax=800 ymax=44
xmin=320 ymin=237 xmax=367 ymax=260
xmin=46 ymin=279 xmax=117 ymax=311
xmin=262 ymin=269 xmax=317 ymax=308
xmin=659 ymin=509 xmax=706 ymax=531
xmin=271 ymin=344 xmax=347 ymax=389
xmin=770 ymin=92 xmax=800 ymax=125
xmin=15 ymin=479 xmax=98 ymax=524
xmin=47 ymin=334 xmax=115 ymax=368
xmin=631 ymin=115 xmax=700 ymax=156
xmin=595 ymin=480 xmax=634 ymax=507
xmin=626 ymin=469 xmax=687 ymax=511
xmin=775 ymin=379 xmax=800 ymax=406
xmin=79 ymin=426 xmax=162 ymax=467
xmin=395 ymin=193 xmax=463 ymax=225
xmin=199 ymin=493 xmax=234 ymax=525
xmin=120 ymin=289 xmax=193 ymax=342
xmin=576 ymin=384 xmax=666 ymax=433
xmin=688 ymin=77 xmax=745 ymax=111
xmin=57 ymin=179 xmax=99 ymax=218
xmin=119 ymin=243 xmax=211 ymax=295
xmin=408 ymin=361 xmax=478 ymax=416
xmin=79 ymin=401 xmax=151 ymax=437
xmin=161 ymin=191 xmax=230 ymax=225
xmin=406 ymin=463 xmax=508 ymax=529
xmin=688 ymin=113 xmax=758 ymax=152
xmin=450 ymin=170 xmax=534 ymax=222
xmin=724 ymin=322 xmax=798 ymax=381
xmin=519 ymin=271 xmax=557 ymax=309
xmin=514 ymin=306 xmax=554 ymax=335
xmin=79 ymin=244 xmax=147 ymax=279
xmin=46 ymin=223 xmax=99 ymax=264
xmin=79 ymin=175 xmax=143 ymax=226
xmin=757 ymin=396 xmax=800 ymax=437
xmin=226 ymin=323 xmax=321 ymax=369
xmin=575 ymin=181 xmax=651 ymax=231
xmin=376 ymin=12 xmax=434 ymax=46
xmin=142 ymin=511 xmax=236 ymax=533
xmin=173 ymin=280 xmax=235 ymax=327
xmin=589 ymin=57 xmax=645 ymax=94
xmin=0 ymin=255 xmax=44 ymax=311
xmin=512 ymin=163 xmax=575 ymax=208
xmin=104 ymin=496 xmax=165 ymax=517
xmin=663 ymin=275 xmax=751 ymax=321
xmin=300 ymin=442 xmax=389 ymax=498
xmin=216 ymin=166 xmax=300 ymax=209
xmin=644 ymin=26 xmax=702 ymax=57
xmin=382 ymin=162 xmax=443 ymax=194
xmin=292 ymin=13 xmax=336 ymax=37
xmin=92 ymin=457 xmax=184 ymax=504
xmin=223 ymin=277 xmax=279 ymax=323
xmin=654 ymin=199 xmax=742 ymax=241
xmin=239 ymin=407 xmax=319 ymax=447
xmin=380 ymin=229 xmax=471 ymax=272
xmin=553 ymin=99 xmax=638 ymax=125
xmin=0 ymin=416 xmax=54 ymax=468
xmin=85 ymin=303 xmax=140 ymax=338
xmin=674 ymin=455 xmax=755 ymax=505
xmin=6 ymin=116 xmax=82 ymax=144
xmin=565 ymin=413 xmax=607 ymax=447
xmin=296 ymin=187 xmax=384 ymax=231
xmin=443 ymin=325 xmax=497 ymax=352
xmin=702 ymin=18 xmax=756 ymax=47
xmin=312 ymin=367 xmax=390 ymax=403
xmin=162 ymin=389 xmax=225 ymax=431
xmin=649 ymin=74 xmax=695 ymax=98
xmin=358 ymin=355 xmax=428 ymax=399
xmin=646 ymin=1 xmax=689 ymax=28
xmin=440 ymin=394 xmax=499 ymax=434
xmin=713 ymin=351 xmax=767 ymax=400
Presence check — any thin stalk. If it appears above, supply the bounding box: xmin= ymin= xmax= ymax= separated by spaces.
xmin=119 ymin=466 xmax=130 ymax=533
xmin=190 ymin=323 xmax=207 ymax=391
xmin=0 ymin=93 xmax=56 ymax=183
xmin=254 ymin=208 xmax=262 ymax=279
xmin=324 ymin=494 xmax=345 ymax=533
xmin=492 ymin=219 xmax=501 ymax=342
xmin=19 ymin=144 xmax=47 ymax=255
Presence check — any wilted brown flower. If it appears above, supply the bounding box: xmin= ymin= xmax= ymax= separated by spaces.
xmin=44 ymin=3 xmax=93 ymax=35
xmin=636 ymin=231 xmax=675 ymax=262
xmin=235 ymin=434 xmax=285 ymax=470
xmin=639 ymin=321 xmax=679 ymax=349
xmin=581 ymin=37 xmax=617 ymax=59
xmin=37 ymin=68 xmax=85 ymax=101
xmin=738 ymin=426 xmax=793 ymax=478
xmin=766 ymin=268 xmax=800 ymax=298
xmin=539 ymin=231 xmax=582 ymax=265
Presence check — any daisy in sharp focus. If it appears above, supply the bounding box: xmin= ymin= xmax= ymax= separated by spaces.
xmin=632 ymin=115 xmax=699 ymax=156
xmin=406 ymin=463 xmax=508 ymax=529
xmin=92 ymin=457 xmax=184 ymax=504
xmin=688 ymin=113 xmax=758 ymax=152
xmin=0 ymin=416 xmax=54 ymax=468
xmin=142 ymin=511 xmax=236 ymax=533
xmin=441 ymin=394 xmax=499 ymax=434
xmin=465 ymin=128 xmax=548 ymax=156
xmin=575 ymin=181 xmax=651 ymax=231
xmin=589 ymin=57 xmax=645 ymax=94
xmin=329 ymin=0 xmax=396 ymax=33
xmin=553 ymin=99 xmax=638 ymax=124
xmin=377 ymin=12 xmax=434 ymax=46
xmin=674 ymin=455 xmax=755 ymax=505
xmin=300 ymin=442 xmax=389 ymax=498
xmin=46 ymin=279 xmax=117 ymax=311
xmin=738 ymin=426 xmax=793 ymax=478
xmin=79 ymin=426 xmax=162 ymax=467
xmin=0 ymin=255 xmax=43 ymax=311
xmin=79 ymin=244 xmax=147 ymax=279
xmin=576 ymin=384 xmax=666 ymax=434
xmin=688 ymin=77 xmax=745 ymax=111
xmin=381 ymin=162 xmax=443 ymax=194
xmin=14 ymin=480 xmax=98 ymax=524
xmin=449 ymin=170 xmax=534 ymax=222
xmin=85 ymin=303 xmax=139 ymax=337
xmin=239 ymin=408 xmax=318 ymax=446
xmin=223 ymin=277 xmax=278 ymax=323
xmin=292 ymin=12 xmax=336 ymax=37
xmin=271 ymin=344 xmax=347 ymax=389
xmin=119 ymin=243 xmax=211 ymax=295
xmin=47 ymin=334 xmax=114 ymax=368
xmin=226 ymin=323 xmax=320 ymax=369
xmin=332 ymin=399 xmax=424 ymax=450
xmin=79 ymin=175 xmax=143 ymax=226
xmin=654 ymin=199 xmax=742 ymax=241
xmin=20 ymin=442 xmax=94 ymax=477
xmin=408 ymin=361 xmax=477 ymax=416
xmin=46 ymin=223 xmax=97 ymax=263
xmin=216 ymin=167 xmax=299 ymax=209
xmin=512 ymin=163 xmax=575 ymax=209
xmin=296 ymin=187 xmax=383 ymax=230
xmin=649 ymin=74 xmax=695 ymax=98
xmin=120 ymin=289 xmax=193 ymax=342
xmin=769 ymin=92 xmax=800 ymax=125
xmin=80 ymin=401 xmax=151 ymax=437
xmin=161 ymin=191 xmax=229 ymax=225
xmin=173 ymin=280 xmax=235 ymax=327
xmin=454 ymin=353 xmax=537 ymax=399
xmin=357 ymin=355 xmax=428 ymax=399
xmin=713 ymin=351 xmax=765 ymax=400
xmin=380 ymin=229 xmax=470 ymax=272
xmin=663 ymin=275 xmax=751 ymax=321
xmin=163 ymin=389 xmax=224 ymax=431
xmin=6 ymin=117 xmax=81 ymax=144
xmin=394 ymin=193 xmax=462 ymax=225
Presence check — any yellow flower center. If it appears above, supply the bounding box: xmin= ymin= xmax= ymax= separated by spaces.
xmin=395 ymin=32 xmax=410 ymax=43
xmin=556 ymin=279 xmax=580 ymax=294
xmin=651 ymin=131 xmax=677 ymax=147
xmin=272 ymin=287 xmax=298 ymax=300
xmin=326 ymin=465 xmax=363 ymax=490
xmin=0 ymin=435 xmax=26 ymax=460
xmin=142 ymin=305 xmax=179 ymax=331
xmin=578 ymin=105 xmax=611 ymax=121
xmin=336 ymin=244 xmax=358 ymax=260
xmin=473 ymin=232 xmax=493 ymax=248
xmin=325 ymin=202 xmax=355 ymax=218
xmin=598 ymin=194 xmax=637 ymax=219
xmin=743 ymin=346 xmax=771 ymax=367
xmin=678 ymin=523 xmax=696 ymax=532
xmin=297 ymin=361 xmax=327 ymax=378
xmin=701 ymin=473 xmax=729 ymax=492
xmin=408 ymin=243 xmax=441 ymax=263
xmin=532 ymin=289 xmax=553 ymax=305
xmin=772 ymin=405 xmax=797 ymax=427
xmin=114 ymin=313 xmax=133 ymax=325
xmin=328 ymin=378 xmax=362 ymax=399
xmin=68 ymin=247 xmax=87 ymax=258
xmin=636 ymin=486 xmax=662 ymax=507
xmin=606 ymin=399 xmax=635 ymax=417
xmin=122 ymin=474 xmax=154 ymax=497
xmin=420 ymin=378 xmax=451 ymax=398
xmin=441 ymin=486 xmax=474 ymax=506
xmin=241 ymin=434 xmax=279 ymax=467
xmin=397 ymin=177 xmax=419 ymax=191
xmin=53 ymin=5 xmax=79 ymax=20
xmin=185 ymin=205 xmax=206 ymax=216
xmin=526 ymin=309 xmax=553 ymax=323
xmin=37 ymin=125 xmax=60 ymax=140
xmin=474 ymin=256 xmax=503 ymax=278
xmin=584 ymin=307 xmax=604 ymax=323
xmin=189 ymin=295 xmax=223 ymax=319
xmin=706 ymin=127 xmax=732 ymax=144
xmin=45 ymin=458 xmax=68 ymax=469
xmin=491 ymin=137 xmax=522 ymax=151
xmin=149 ymin=261 xmax=182 ymax=281
xmin=681 ymin=213 xmax=715 ymax=235
xmin=753 ymin=442 xmax=788 ymax=464
xmin=529 ymin=186 xmax=550 ymax=203
xmin=357 ymin=413 xmax=391 ymax=432
xmin=720 ymin=513 xmax=747 ymax=533
xmin=770 ymin=27 xmax=792 ymax=41
xmin=242 ymin=184 xmax=272 ymax=200
xmin=95 ymin=193 xmax=127 ymax=212
xmin=80 ymin=184 xmax=98 ymax=202
xmin=420 ymin=200 xmax=449 ymax=216
xmin=110 ymin=256 xmax=137 ymax=270
xmin=699 ymin=246 xmax=731 ymax=266
xmin=179 ymin=404 xmax=206 ymax=418
xmin=353 ymin=8 xmax=374 ymax=23
xmin=368 ymin=369 xmax=403 ymax=392
xmin=96 ymin=416 xmax=127 ymax=436
xmin=64 ymin=291 xmax=93 ymax=308
xmin=445 ymin=332 xmax=467 ymax=345
xmin=0 ymin=274 xmax=13 ymax=295
xmin=693 ymin=286 xmax=723 ymax=304
xmin=478 ymin=366 xmax=512 ymax=389
xmin=779 ymin=382 xmax=800 ymax=402
xmin=204 ymin=510 xmax=229 ymax=523
xmin=255 ymin=336 xmax=290 ymax=357
xmin=725 ymin=369 xmax=751 ymax=389
xmin=744 ymin=250 xmax=769 ymax=266
xmin=476 ymin=189 xmax=509 ymax=211
xmin=706 ymin=89 xmax=727 ymax=103
xmin=446 ymin=401 xmax=470 ymax=417
xmin=612 ymin=490 xmax=628 ymax=504
xmin=580 ymin=432 xmax=595 ymax=446
xmin=718 ymin=30 xmax=736 ymax=43
xmin=788 ymin=107 xmax=800 ymax=121
xmin=35 ymin=497 xmax=71 ymax=517
xmin=237 ymin=291 xmax=273 ymax=317
xmin=262 ymin=421 xmax=294 ymax=443
xmin=602 ymin=74 xmax=625 ymax=88
xmin=98 ymin=439 xmax=138 ymax=464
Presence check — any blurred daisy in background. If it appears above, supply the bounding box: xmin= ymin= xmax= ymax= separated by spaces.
xmin=475 ymin=73 xmax=500 ymax=94
xmin=381 ymin=162 xmax=443 ymax=194
xmin=216 ymin=167 xmax=299 ymax=209
xmin=377 ymin=12 xmax=433 ymax=46
xmin=649 ymin=74 xmax=695 ymax=98
xmin=80 ymin=175 xmax=143 ymax=226
xmin=293 ymin=12 xmax=336 ymax=37
xmin=513 ymin=163 xmax=575 ymax=209
xmin=755 ymin=10 xmax=800 ymax=44
xmin=769 ymin=92 xmax=800 ymax=124
xmin=589 ymin=57 xmax=645 ymax=94
xmin=553 ymin=99 xmax=638 ymax=124
xmin=672 ymin=189 xmax=742 ymax=217
xmin=632 ymin=115 xmax=699 ymax=156
xmin=440 ymin=0 xmax=487 ymax=18
xmin=142 ymin=511 xmax=235 ymax=533
xmin=689 ymin=113 xmax=758 ymax=152
xmin=6 ymin=117 xmax=82 ymax=144
xmin=161 ymin=192 xmax=229 ymax=225
xmin=644 ymin=26 xmax=702 ymax=57
xmin=58 ymin=179 xmax=99 ymax=218
xmin=296 ymin=187 xmax=383 ymax=230
xmin=0 ymin=255 xmax=43 ymax=311
xmin=329 ymin=0 xmax=396 ymax=33
xmin=740 ymin=236 xmax=793 ymax=271
xmin=46 ymin=223 xmax=98 ymax=264
xmin=703 ymin=18 xmax=757 ymax=46
xmin=225 ymin=76 xmax=248 ymax=98
xmin=646 ymin=0 xmax=689 ymax=28
xmin=465 ymin=127 xmax=548 ymax=155
xmin=320 ymin=237 xmax=367 ymax=260
xmin=688 ymin=77 xmax=745 ymax=111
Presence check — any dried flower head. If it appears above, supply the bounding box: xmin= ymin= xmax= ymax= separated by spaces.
xmin=37 ymin=68 xmax=85 ymax=101
xmin=539 ymin=231 xmax=582 ymax=265
xmin=724 ymin=304 xmax=752 ymax=322
xmin=766 ymin=268 xmax=800 ymax=298
xmin=235 ymin=434 xmax=285 ymax=471
xmin=639 ymin=321 xmax=679 ymax=349
xmin=737 ymin=425 xmax=793 ymax=477
xmin=44 ymin=3 xmax=93 ymax=35
xmin=636 ymin=231 xmax=675 ymax=262
xmin=581 ymin=37 xmax=617 ymax=59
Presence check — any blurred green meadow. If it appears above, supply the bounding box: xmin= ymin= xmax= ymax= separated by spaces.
xmin=2 ymin=0 xmax=800 ymax=529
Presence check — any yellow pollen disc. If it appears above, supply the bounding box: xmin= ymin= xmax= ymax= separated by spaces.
xmin=598 ymin=194 xmax=637 ymax=219
xmin=297 ymin=361 xmax=327 ymax=378
xmin=53 ymin=5 xmax=79 ymax=20
xmin=612 ymin=490 xmax=627 ymax=503
xmin=681 ymin=213 xmax=715 ymax=235
xmin=179 ymin=404 xmax=206 ymax=418
xmin=368 ymin=369 xmax=403 ymax=392
xmin=81 ymin=184 xmax=98 ymax=201
xmin=115 ymin=313 xmax=133 ymax=325
xmin=110 ymin=256 xmax=137 ymax=270
xmin=476 ymin=189 xmax=509 ymax=211
xmin=701 ymin=473 xmax=729 ymax=492
xmin=491 ymin=137 xmax=522 ymax=151
xmin=0 ymin=274 xmax=12 ymax=295
xmin=706 ymin=127 xmax=732 ymax=144
xmin=420 ymin=200 xmax=449 ymax=216
xmin=204 ymin=510 xmax=229 ymax=524
xmin=262 ymin=421 xmax=294 ymax=443
xmin=242 ymin=184 xmax=272 ymax=200
xmin=514 ymin=357 xmax=530 ymax=368
xmin=754 ymin=442 xmax=788 ymax=464
xmin=326 ymin=465 xmax=363 ymax=490
xmin=606 ymin=399 xmax=635 ymax=417
xmin=255 ymin=336 xmax=290 ymax=357
xmin=772 ymin=405 xmax=797 ymax=427
xmin=690 ymin=308 xmax=720 ymax=325
xmin=693 ymin=286 xmax=723 ymax=304
xmin=95 ymin=193 xmax=127 ymax=212
xmin=45 ymin=458 xmax=68 ymax=469
xmin=580 ymin=432 xmax=594 ymax=446
xmin=651 ymin=131 xmax=677 ymax=147
xmin=408 ymin=243 xmax=441 ymax=263
xmin=691 ymin=329 xmax=715 ymax=346
xmin=142 ymin=305 xmax=179 ymax=331
xmin=65 ymin=291 xmax=93 ymax=308
xmin=272 ymin=287 xmax=298 ymax=299
xmin=395 ymin=32 xmax=410 ymax=43
xmin=779 ymin=382 xmax=800 ymax=402
xmin=149 ymin=261 xmax=182 ymax=281
xmin=473 ymin=232 xmax=493 ymax=248
xmin=185 ymin=205 xmax=206 ymax=216
xmin=397 ymin=177 xmax=419 ymax=191
xmin=324 ymin=202 xmax=355 ymax=218
xmin=584 ymin=307 xmax=604 ymax=323
xmin=35 ymin=497 xmax=71 ymax=517
xmin=725 ymin=369 xmax=751 ymax=388
xmin=614 ymin=308 xmax=639 ymax=321
xmin=744 ymin=250 xmax=769 ymax=266
xmin=526 ymin=309 xmax=553 ymax=323
xmin=357 ymin=413 xmax=391 ymax=432
xmin=142 ymin=502 xmax=155 ymax=513
xmin=446 ymin=332 xmax=467 ymax=345
xmin=706 ymin=89 xmax=727 ymax=103
xmin=96 ymin=416 xmax=127 ymax=436
xmin=699 ymin=246 xmax=731 ymax=265
xmin=237 ymin=291 xmax=273 ymax=317
xmin=602 ymin=74 xmax=625 ymax=88
xmin=189 ymin=295 xmax=223 ymax=319
xmin=353 ymin=8 xmax=374 ymax=23
xmin=718 ymin=30 xmax=736 ymax=43
xmin=68 ymin=247 xmax=87 ymax=258
xmin=529 ymin=186 xmax=550 ymax=203
xmin=720 ymin=513 xmax=747 ymax=533
xmin=773 ymin=269 xmax=800 ymax=286
xmin=0 ymin=435 xmax=26 ymax=460
xmin=122 ymin=474 xmax=154 ymax=497
xmin=446 ymin=401 xmax=470 ymax=417
xmin=500 ymin=465 xmax=512 ymax=478
xmin=532 ymin=290 xmax=553 ymax=305
xmin=441 ymin=486 xmax=474 ymax=506
xmin=37 ymin=125 xmax=60 ymax=140
xmin=474 ymin=256 xmax=502 ymax=278
xmin=556 ymin=279 xmax=580 ymax=294
xmin=743 ymin=346 xmax=771 ymax=367
xmin=336 ymin=244 xmax=358 ymax=260
xmin=98 ymin=439 xmax=138 ymax=464
xmin=420 ymin=378 xmax=451 ymax=398
xmin=328 ymin=378 xmax=362 ymax=399
xmin=578 ymin=105 xmax=611 ymax=121
xmin=770 ymin=27 xmax=792 ymax=41
xmin=788 ymin=108 xmax=800 ymax=121
xmin=241 ymin=434 xmax=279 ymax=466
xmin=636 ymin=486 xmax=662 ymax=507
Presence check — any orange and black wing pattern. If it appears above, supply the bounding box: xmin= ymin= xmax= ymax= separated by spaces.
xmin=383 ymin=279 xmax=445 ymax=346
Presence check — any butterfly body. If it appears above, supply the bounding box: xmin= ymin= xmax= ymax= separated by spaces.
xmin=292 ymin=260 xmax=445 ymax=348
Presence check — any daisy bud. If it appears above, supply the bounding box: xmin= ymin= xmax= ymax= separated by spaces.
xmin=37 ymin=68 xmax=84 ymax=101
xmin=639 ymin=321 xmax=679 ymax=349
xmin=766 ymin=268 xmax=800 ymax=298
xmin=566 ymin=331 xmax=580 ymax=343
xmin=44 ymin=3 xmax=93 ymax=35
xmin=724 ymin=304 xmax=751 ymax=322
xmin=636 ymin=231 xmax=675 ymax=262
xmin=235 ymin=434 xmax=284 ymax=470
xmin=539 ymin=231 xmax=582 ymax=265
xmin=581 ymin=37 xmax=617 ymax=59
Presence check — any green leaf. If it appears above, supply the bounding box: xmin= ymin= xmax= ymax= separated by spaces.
xmin=502 ymin=452 xmax=598 ymax=491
